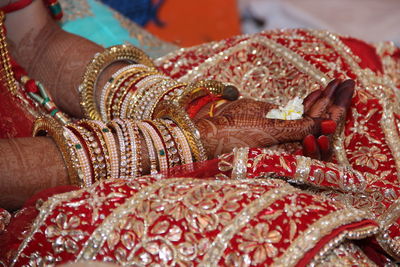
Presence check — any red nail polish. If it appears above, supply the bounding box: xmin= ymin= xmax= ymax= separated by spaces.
xmin=303 ymin=135 xmax=317 ymax=153
xmin=321 ymin=120 xmax=337 ymax=135
xmin=317 ymin=135 xmax=330 ymax=152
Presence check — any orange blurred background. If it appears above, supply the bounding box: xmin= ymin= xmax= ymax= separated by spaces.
xmin=145 ymin=0 xmax=241 ymax=47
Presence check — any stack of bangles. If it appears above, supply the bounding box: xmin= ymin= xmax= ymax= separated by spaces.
xmin=79 ymin=45 xmax=240 ymax=163
xmin=33 ymin=116 xmax=195 ymax=187
xmin=29 ymin=44 xmax=242 ymax=187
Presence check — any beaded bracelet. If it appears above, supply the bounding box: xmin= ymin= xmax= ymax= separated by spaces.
xmin=130 ymin=77 xmax=172 ymax=120
xmin=125 ymin=120 xmax=142 ymax=177
xmin=116 ymin=71 xmax=159 ymax=119
xmin=71 ymin=122 xmax=107 ymax=182
xmin=65 ymin=124 xmax=97 ymax=187
xmin=153 ymin=119 xmax=180 ymax=167
xmin=148 ymin=83 xmax=186 ymax=120
xmin=100 ymin=64 xmax=151 ymax=121
xmin=107 ymin=119 xmax=128 ymax=179
xmin=160 ymin=119 xmax=193 ymax=165
xmin=62 ymin=127 xmax=93 ymax=187
xmin=80 ymin=120 xmax=113 ymax=180
xmin=140 ymin=121 xmax=169 ymax=172
xmin=153 ymin=101 xmax=207 ymax=162
xmin=79 ymin=45 xmax=156 ymax=120
xmin=136 ymin=121 xmax=158 ymax=174
xmin=125 ymin=74 xmax=169 ymax=119
xmin=66 ymin=123 xmax=105 ymax=186
xmin=108 ymin=69 xmax=158 ymax=119
xmin=32 ymin=116 xmax=80 ymax=186
xmin=109 ymin=119 xmax=137 ymax=179
xmin=139 ymin=79 xmax=179 ymax=120
xmin=87 ymin=121 xmax=119 ymax=180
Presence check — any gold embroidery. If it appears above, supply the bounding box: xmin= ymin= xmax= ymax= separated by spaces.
xmin=231 ymin=147 xmax=249 ymax=179
xmin=309 ymin=30 xmax=400 ymax=181
xmin=199 ymin=184 xmax=296 ymax=266
xmin=77 ymin=178 xmax=168 ymax=260
xmin=295 ymin=156 xmax=312 ymax=182
xmin=272 ymin=209 xmax=378 ymax=267
xmin=78 ymin=178 xmax=286 ymax=263
xmin=350 ymin=146 xmax=388 ymax=170
xmin=376 ymin=199 xmax=400 ymax=259
xmin=174 ymin=34 xmax=327 ymax=107
xmin=314 ymin=242 xmax=380 ymax=267
xmin=11 ymin=187 xmax=87 ymax=266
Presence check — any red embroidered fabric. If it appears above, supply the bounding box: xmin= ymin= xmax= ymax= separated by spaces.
xmin=1 ymin=29 xmax=400 ymax=266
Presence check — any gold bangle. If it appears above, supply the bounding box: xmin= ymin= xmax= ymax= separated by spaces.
xmin=173 ymin=80 xmax=226 ymax=108
xmin=155 ymin=119 xmax=182 ymax=167
xmin=66 ymin=123 xmax=100 ymax=185
xmin=153 ymin=101 xmax=207 ymax=162
xmin=79 ymin=45 xmax=156 ymax=120
xmin=117 ymin=71 xmax=160 ymax=119
xmin=32 ymin=116 xmax=80 ymax=186
xmin=78 ymin=120 xmax=111 ymax=181
xmin=149 ymin=83 xmax=186 ymax=120
xmin=101 ymin=65 xmax=150 ymax=121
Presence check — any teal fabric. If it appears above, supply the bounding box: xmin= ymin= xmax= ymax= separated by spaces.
xmin=62 ymin=0 xmax=142 ymax=48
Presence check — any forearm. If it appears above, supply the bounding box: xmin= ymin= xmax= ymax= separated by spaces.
xmin=0 ymin=129 xmax=150 ymax=210
xmin=5 ymin=0 xmax=128 ymax=118
xmin=0 ymin=137 xmax=69 ymax=210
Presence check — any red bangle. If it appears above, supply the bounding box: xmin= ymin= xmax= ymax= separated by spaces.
xmin=187 ymin=94 xmax=221 ymax=119
xmin=0 ymin=0 xmax=33 ymax=13
xmin=1 ymin=0 xmax=63 ymax=21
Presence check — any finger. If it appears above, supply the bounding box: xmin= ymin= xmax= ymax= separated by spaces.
xmin=303 ymin=134 xmax=321 ymax=159
xmin=317 ymin=135 xmax=332 ymax=161
xmin=323 ymin=78 xmax=342 ymax=98
xmin=327 ymin=79 xmax=355 ymax=123
xmin=306 ymin=79 xmax=341 ymax=118
xmin=303 ymin=89 xmax=322 ymax=113
xmin=333 ymin=79 xmax=355 ymax=108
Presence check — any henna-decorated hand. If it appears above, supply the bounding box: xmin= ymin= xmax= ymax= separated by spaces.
xmin=195 ymin=79 xmax=354 ymax=159
xmin=302 ymin=79 xmax=355 ymax=161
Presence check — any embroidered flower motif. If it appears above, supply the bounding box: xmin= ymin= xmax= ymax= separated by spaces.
xmin=351 ymin=146 xmax=387 ymax=170
xmin=265 ymin=97 xmax=304 ymax=120
xmin=238 ymin=223 xmax=282 ymax=264
xmin=45 ymin=213 xmax=86 ymax=254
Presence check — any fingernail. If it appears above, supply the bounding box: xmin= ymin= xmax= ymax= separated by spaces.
xmin=303 ymin=134 xmax=317 ymax=153
xmin=321 ymin=120 xmax=337 ymax=135
xmin=317 ymin=135 xmax=330 ymax=152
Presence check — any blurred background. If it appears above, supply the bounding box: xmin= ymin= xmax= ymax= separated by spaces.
xmin=103 ymin=0 xmax=400 ymax=46
xmin=62 ymin=0 xmax=400 ymax=47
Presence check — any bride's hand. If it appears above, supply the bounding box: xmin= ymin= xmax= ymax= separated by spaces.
xmin=195 ymin=79 xmax=354 ymax=159
xmin=302 ymin=79 xmax=355 ymax=160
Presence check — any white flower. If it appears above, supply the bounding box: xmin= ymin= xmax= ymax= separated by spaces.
xmin=265 ymin=97 xmax=304 ymax=120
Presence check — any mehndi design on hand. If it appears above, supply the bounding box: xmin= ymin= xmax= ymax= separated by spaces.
xmin=196 ymin=79 xmax=354 ymax=160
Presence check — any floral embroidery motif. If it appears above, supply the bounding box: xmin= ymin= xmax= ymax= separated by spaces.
xmin=351 ymin=146 xmax=388 ymax=170
xmin=45 ymin=214 xmax=86 ymax=254
xmin=238 ymin=223 xmax=282 ymax=263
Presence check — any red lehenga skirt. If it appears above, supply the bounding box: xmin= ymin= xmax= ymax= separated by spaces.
xmin=1 ymin=29 xmax=400 ymax=266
